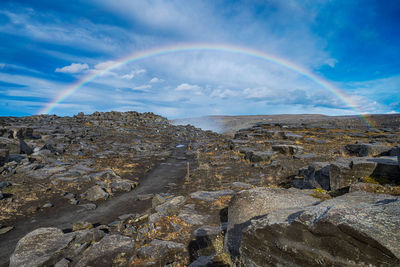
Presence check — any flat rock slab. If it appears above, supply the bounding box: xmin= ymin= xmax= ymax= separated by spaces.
xmin=10 ymin=227 xmax=74 ymax=267
xmin=240 ymin=192 xmax=400 ymax=266
xmin=178 ymin=204 xmax=210 ymax=225
xmin=137 ymin=239 xmax=186 ymax=263
xmin=225 ymin=187 xmax=318 ymax=256
xmin=190 ymin=189 xmax=234 ymax=202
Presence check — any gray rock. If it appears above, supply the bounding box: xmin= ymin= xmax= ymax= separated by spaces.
xmin=0 ymin=149 xmax=9 ymax=165
xmin=118 ymin=213 xmax=137 ymax=220
xmin=0 ymin=191 xmax=3 ymax=200
xmin=296 ymin=162 xmax=330 ymax=189
xmin=80 ymin=185 xmax=109 ymax=201
xmin=294 ymin=153 xmax=318 ymax=159
xmin=194 ymin=225 xmax=223 ymax=237
xmin=188 ymin=255 xmax=214 ymax=267
xmin=152 ymin=194 xmax=166 ymax=207
xmin=225 ymin=187 xmax=318 ymax=256
xmin=296 ymin=156 xmax=399 ymax=191
xmin=10 ymin=227 xmax=74 ymax=267
xmin=29 ymin=166 xmax=67 ymax=180
xmin=71 ymin=228 xmax=105 ymax=244
xmin=110 ymin=179 xmax=136 ymax=192
xmin=272 ymin=144 xmax=304 ymax=155
xmin=0 ymin=137 xmax=20 ymax=154
xmin=178 ymin=204 xmax=209 ymax=225
xmin=136 ymin=193 xmax=154 ymax=201
xmin=75 ymin=234 xmax=135 ymax=267
xmin=345 ymin=143 xmax=392 ymax=157
xmin=0 ymin=181 xmax=11 ymax=190
xmin=72 ymin=221 xmax=93 ymax=231
xmin=77 ymin=203 xmax=97 ymax=211
xmin=42 ymin=203 xmax=53 ymax=208
xmin=137 ymin=239 xmax=185 ymax=262
xmin=90 ymin=169 xmax=120 ymax=180
xmin=230 ymin=182 xmax=252 ymax=191
xmin=0 ymin=225 xmax=14 ymax=235
xmin=247 ymin=151 xmax=276 ymax=163
xmin=7 ymin=127 xmax=33 ymax=139
xmin=240 ymin=192 xmax=400 ymax=266
xmin=366 ymin=156 xmax=400 ymax=182
xmin=283 ymin=132 xmax=304 ymax=140
xmin=54 ymin=258 xmax=70 ymax=267
xmin=329 ymin=158 xmax=377 ymax=190
xmin=155 ymin=196 xmax=185 ymax=216
xmin=19 ymin=139 xmax=33 ymax=155
xmin=190 ymin=190 xmax=234 ymax=202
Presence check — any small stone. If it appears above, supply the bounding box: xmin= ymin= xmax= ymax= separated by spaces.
xmin=137 ymin=193 xmax=154 ymax=201
xmin=0 ymin=226 xmax=14 ymax=235
xmin=72 ymin=221 xmax=93 ymax=232
xmin=152 ymin=194 xmax=166 ymax=207
xmin=42 ymin=203 xmax=53 ymax=208
xmin=69 ymin=198 xmax=79 ymax=205
xmin=54 ymin=258 xmax=70 ymax=267
xmin=77 ymin=203 xmax=97 ymax=212
xmin=118 ymin=213 xmax=137 ymax=220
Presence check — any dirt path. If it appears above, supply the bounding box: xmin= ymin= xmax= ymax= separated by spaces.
xmin=0 ymin=145 xmax=191 ymax=266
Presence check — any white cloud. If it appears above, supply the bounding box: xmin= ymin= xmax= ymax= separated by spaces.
xmin=133 ymin=85 xmax=151 ymax=90
xmin=175 ymin=83 xmax=201 ymax=91
xmin=0 ymin=63 xmax=5 ymax=69
xmin=121 ymin=69 xmax=146 ymax=80
xmin=55 ymin=63 xmax=89 ymax=74
xmin=243 ymin=87 xmax=275 ymax=99
xmin=210 ymin=89 xmax=238 ymax=99
xmin=94 ymin=61 xmax=116 ymax=70
xmin=325 ymin=58 xmax=339 ymax=68
xmin=150 ymin=77 xmax=163 ymax=83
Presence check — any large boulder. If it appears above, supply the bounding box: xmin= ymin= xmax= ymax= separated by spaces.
xmin=75 ymin=234 xmax=135 ymax=267
xmin=345 ymin=143 xmax=392 ymax=157
xmin=296 ymin=162 xmax=330 ymax=189
xmin=240 ymin=192 xmax=400 ymax=266
xmin=329 ymin=158 xmax=377 ymax=190
xmin=0 ymin=137 xmax=20 ymax=154
xmin=245 ymin=150 xmax=276 ymax=163
xmin=80 ymin=185 xmax=109 ymax=201
xmin=10 ymin=228 xmax=74 ymax=267
xmin=368 ymin=157 xmax=400 ymax=183
xmin=296 ymin=157 xmax=399 ymax=191
xmin=225 ymin=187 xmax=319 ymax=256
xmin=272 ymin=145 xmax=304 ymax=155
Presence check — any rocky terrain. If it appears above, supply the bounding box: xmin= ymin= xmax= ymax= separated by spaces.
xmin=0 ymin=111 xmax=399 ymax=266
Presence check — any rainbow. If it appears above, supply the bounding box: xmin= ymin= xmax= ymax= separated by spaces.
xmin=38 ymin=43 xmax=374 ymax=128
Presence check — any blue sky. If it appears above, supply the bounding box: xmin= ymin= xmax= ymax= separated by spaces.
xmin=0 ymin=0 xmax=399 ymax=118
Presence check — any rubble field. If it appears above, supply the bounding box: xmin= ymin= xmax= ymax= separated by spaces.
xmin=0 ymin=112 xmax=399 ymax=266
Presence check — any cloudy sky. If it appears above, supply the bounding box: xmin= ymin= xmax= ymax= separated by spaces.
xmin=0 ymin=0 xmax=399 ymax=118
